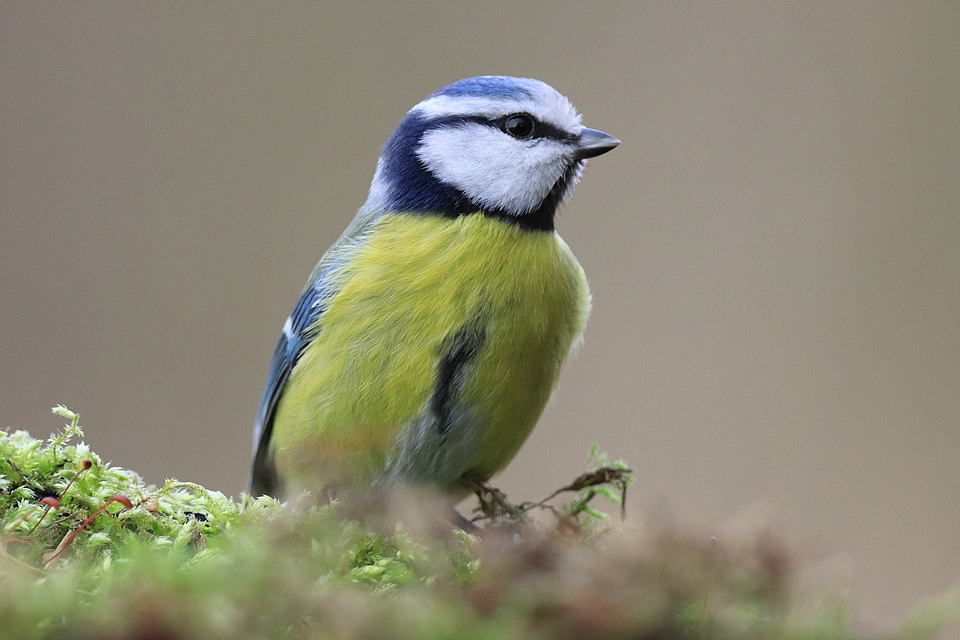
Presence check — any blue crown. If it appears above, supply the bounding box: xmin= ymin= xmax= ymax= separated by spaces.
xmin=428 ymin=76 xmax=534 ymax=100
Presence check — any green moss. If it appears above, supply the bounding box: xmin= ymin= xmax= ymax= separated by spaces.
xmin=0 ymin=407 xmax=956 ymax=639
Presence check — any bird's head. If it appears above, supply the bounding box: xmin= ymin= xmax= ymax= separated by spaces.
xmin=363 ymin=76 xmax=620 ymax=231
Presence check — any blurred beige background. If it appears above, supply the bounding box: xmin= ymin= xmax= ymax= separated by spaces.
xmin=1 ymin=1 xmax=957 ymax=632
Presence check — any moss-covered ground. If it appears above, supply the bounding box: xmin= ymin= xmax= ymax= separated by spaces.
xmin=0 ymin=407 xmax=956 ymax=639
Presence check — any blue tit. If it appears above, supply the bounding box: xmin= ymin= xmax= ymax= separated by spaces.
xmin=251 ymin=76 xmax=619 ymax=499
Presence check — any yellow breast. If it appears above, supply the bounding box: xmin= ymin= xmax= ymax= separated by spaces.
xmin=271 ymin=212 xmax=590 ymax=491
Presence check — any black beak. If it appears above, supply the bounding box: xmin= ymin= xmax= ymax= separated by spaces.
xmin=574 ymin=127 xmax=621 ymax=160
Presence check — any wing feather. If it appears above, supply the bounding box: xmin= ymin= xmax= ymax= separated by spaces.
xmin=249 ymin=209 xmax=382 ymax=496
xmin=249 ymin=267 xmax=335 ymax=496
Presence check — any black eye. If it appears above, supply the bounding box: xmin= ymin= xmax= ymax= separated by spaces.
xmin=502 ymin=113 xmax=536 ymax=139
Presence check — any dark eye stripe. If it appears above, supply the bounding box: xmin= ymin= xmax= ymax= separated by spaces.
xmin=425 ymin=114 xmax=575 ymax=142
xmin=492 ymin=114 xmax=574 ymax=142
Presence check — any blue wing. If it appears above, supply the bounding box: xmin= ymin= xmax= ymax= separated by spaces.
xmin=250 ymin=265 xmax=337 ymax=496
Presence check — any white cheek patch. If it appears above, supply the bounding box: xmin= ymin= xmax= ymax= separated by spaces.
xmin=416 ymin=124 xmax=570 ymax=215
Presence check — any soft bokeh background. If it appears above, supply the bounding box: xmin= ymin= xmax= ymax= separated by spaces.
xmin=2 ymin=2 xmax=957 ymax=632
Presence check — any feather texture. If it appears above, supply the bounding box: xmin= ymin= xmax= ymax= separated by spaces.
xmin=250 ymin=76 xmax=617 ymax=498
xmin=263 ymin=213 xmax=589 ymax=496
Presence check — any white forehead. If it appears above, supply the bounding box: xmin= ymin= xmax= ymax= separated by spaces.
xmin=411 ymin=76 xmax=583 ymax=133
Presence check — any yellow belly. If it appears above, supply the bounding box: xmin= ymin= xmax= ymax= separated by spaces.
xmin=271 ymin=212 xmax=590 ymax=491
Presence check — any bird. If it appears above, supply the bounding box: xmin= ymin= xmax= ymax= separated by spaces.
xmin=250 ymin=76 xmax=619 ymax=500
